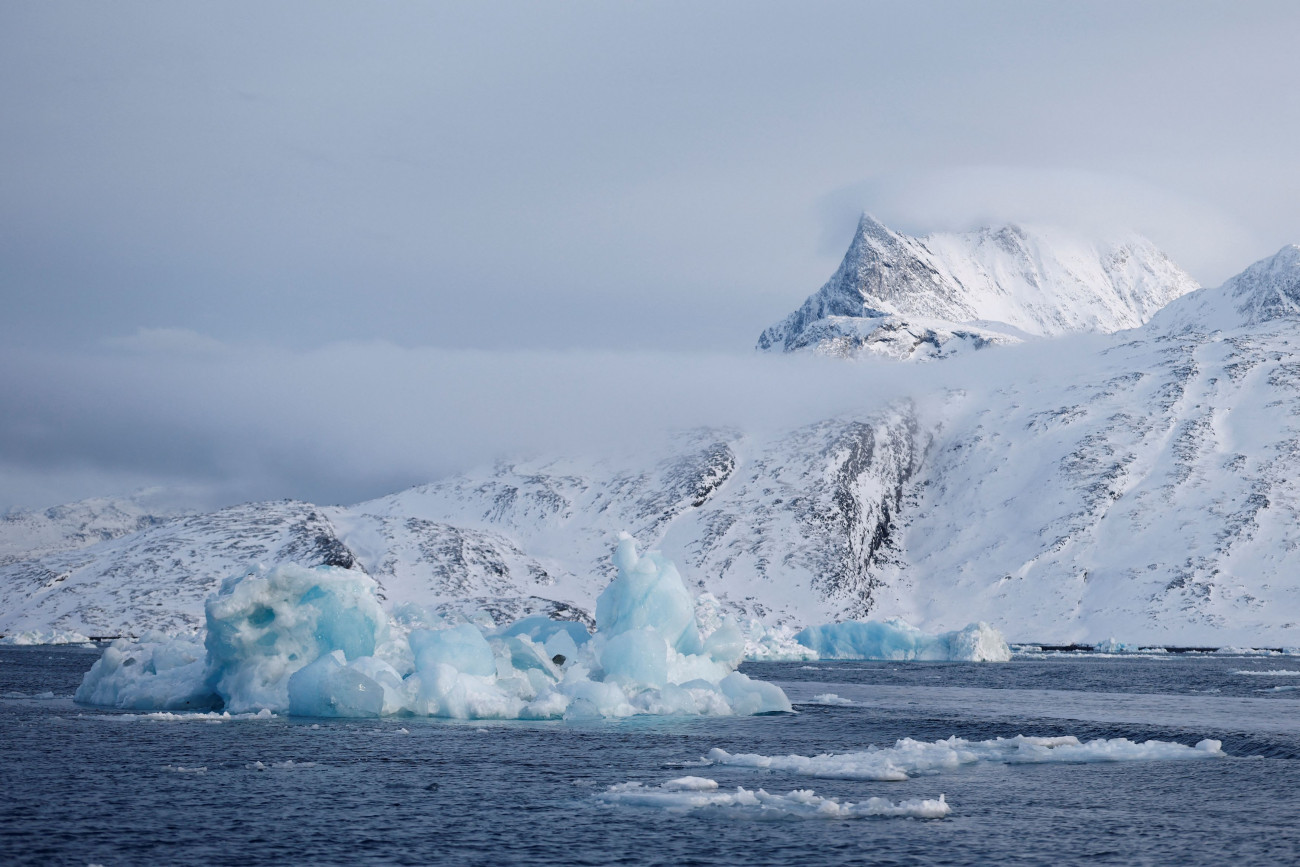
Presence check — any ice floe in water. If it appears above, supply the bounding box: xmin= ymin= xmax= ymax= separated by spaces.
xmin=795 ymin=618 xmax=1011 ymax=662
xmin=1234 ymin=669 xmax=1300 ymax=676
xmin=76 ymin=533 xmax=791 ymax=720
xmin=0 ymin=629 xmax=95 ymax=646
xmin=704 ymin=735 xmax=1225 ymax=781
xmin=595 ymin=777 xmax=949 ymax=819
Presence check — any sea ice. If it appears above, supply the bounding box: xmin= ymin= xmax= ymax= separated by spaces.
xmin=595 ymin=778 xmax=950 ymax=819
xmin=705 ymin=735 xmax=1225 ymax=781
xmin=76 ymin=533 xmax=792 ymax=720
xmin=795 ymin=618 xmax=1011 ymax=662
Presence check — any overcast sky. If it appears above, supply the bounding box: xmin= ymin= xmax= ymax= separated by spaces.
xmin=3 ymin=2 xmax=1300 ymax=510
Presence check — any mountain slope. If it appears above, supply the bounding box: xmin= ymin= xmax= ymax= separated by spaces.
xmin=879 ymin=246 xmax=1300 ymax=643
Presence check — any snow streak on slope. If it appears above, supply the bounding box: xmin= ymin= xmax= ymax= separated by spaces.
xmin=758 ymin=215 xmax=1198 ymax=359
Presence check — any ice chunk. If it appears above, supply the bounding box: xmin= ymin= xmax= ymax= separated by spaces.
xmin=497 ymin=615 xmax=590 ymax=649
xmin=76 ymin=535 xmax=792 ymax=720
xmin=287 ymin=650 xmax=385 ymax=718
xmin=705 ymin=735 xmax=1225 ymax=781
xmin=600 ymin=627 xmax=669 ymax=689
xmin=596 ymin=779 xmax=950 ymax=819
xmin=205 ymin=564 xmax=390 ymax=713
xmin=75 ymin=636 xmax=218 ymax=711
xmin=596 ymin=533 xmax=702 ymax=655
xmin=410 ymin=624 xmax=496 ymax=677
xmin=809 ymin=693 xmax=855 ymax=706
xmin=796 ymin=618 xmax=1011 ymax=662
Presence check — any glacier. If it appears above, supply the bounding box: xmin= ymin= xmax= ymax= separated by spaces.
xmin=76 ymin=535 xmax=792 ymax=719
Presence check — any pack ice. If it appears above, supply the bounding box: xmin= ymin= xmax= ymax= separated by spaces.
xmin=75 ymin=534 xmax=792 ymax=719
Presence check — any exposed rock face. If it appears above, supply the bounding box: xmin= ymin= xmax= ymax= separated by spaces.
xmin=758 ymin=215 xmax=1198 ymax=359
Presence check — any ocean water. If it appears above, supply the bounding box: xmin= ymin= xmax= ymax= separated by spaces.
xmin=2 ymin=647 xmax=1299 ymax=866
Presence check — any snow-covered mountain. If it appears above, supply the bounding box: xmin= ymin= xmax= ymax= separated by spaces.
xmin=758 ymin=215 xmax=1199 ymax=359
xmin=878 ymin=249 xmax=1300 ymax=643
xmin=0 ymin=491 xmax=193 ymax=568
xmin=4 ymin=245 xmax=1298 ymax=648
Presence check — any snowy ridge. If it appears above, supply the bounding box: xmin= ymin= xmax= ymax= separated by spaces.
xmin=758 ymin=215 xmax=1198 ymax=359
xmin=0 ymin=491 xmax=191 ymax=568
xmin=1151 ymin=244 xmax=1300 ymax=333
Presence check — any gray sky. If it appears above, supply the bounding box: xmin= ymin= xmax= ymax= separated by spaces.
xmin=3 ymin=1 xmax=1300 ymax=510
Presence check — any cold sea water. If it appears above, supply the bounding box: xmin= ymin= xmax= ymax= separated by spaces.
xmin=2 ymin=647 xmax=1299 ymax=866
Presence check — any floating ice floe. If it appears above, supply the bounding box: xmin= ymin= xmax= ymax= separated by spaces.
xmin=0 ymin=629 xmax=94 ymax=646
xmin=76 ymin=534 xmax=792 ymax=720
xmin=1233 ymin=669 xmax=1300 ymax=676
xmin=795 ymin=618 xmax=1011 ymax=662
xmin=595 ymin=777 xmax=949 ymax=819
xmin=704 ymin=735 xmax=1225 ymax=781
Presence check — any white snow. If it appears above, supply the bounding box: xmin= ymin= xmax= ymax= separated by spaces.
xmin=596 ymin=778 xmax=950 ymax=819
xmin=704 ymin=735 xmax=1225 ymax=781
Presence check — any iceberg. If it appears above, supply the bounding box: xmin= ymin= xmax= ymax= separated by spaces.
xmin=76 ymin=533 xmax=792 ymax=720
xmin=795 ymin=618 xmax=1011 ymax=662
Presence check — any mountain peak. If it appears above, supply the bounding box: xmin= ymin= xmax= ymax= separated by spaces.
xmin=1226 ymin=244 xmax=1300 ymax=324
xmin=758 ymin=216 xmax=1199 ymax=359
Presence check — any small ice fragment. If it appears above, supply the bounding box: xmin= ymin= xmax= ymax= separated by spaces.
xmin=809 ymin=693 xmax=854 ymax=705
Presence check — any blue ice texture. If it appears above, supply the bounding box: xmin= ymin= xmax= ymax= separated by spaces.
xmin=796 ymin=618 xmax=1011 ymax=662
xmin=76 ymin=532 xmax=792 ymax=719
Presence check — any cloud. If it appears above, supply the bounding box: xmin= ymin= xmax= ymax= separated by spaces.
xmin=102 ymin=327 xmax=229 ymax=355
xmin=818 ymin=167 xmax=1263 ymax=286
xmin=0 ymin=330 xmax=1109 ymax=512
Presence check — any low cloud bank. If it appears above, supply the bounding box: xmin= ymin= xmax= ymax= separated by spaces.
xmin=0 ymin=329 xmax=1107 ymax=511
